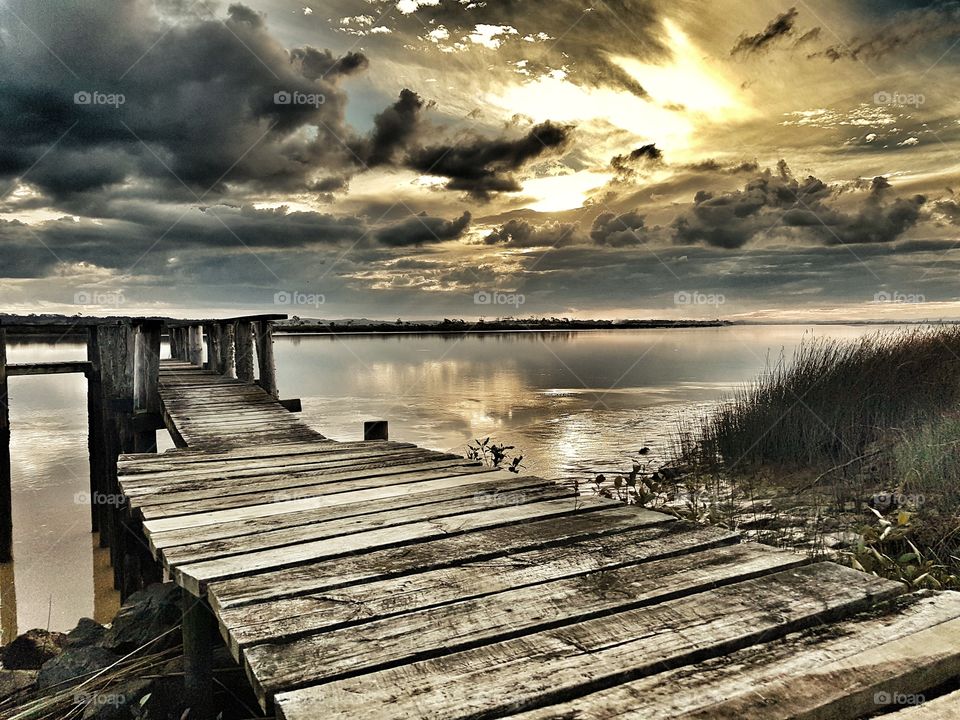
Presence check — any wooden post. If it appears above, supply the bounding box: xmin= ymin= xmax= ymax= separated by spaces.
xmin=218 ymin=323 xmax=235 ymax=378
xmin=86 ymin=328 xmax=106 ymax=534
xmin=364 ymin=420 xmax=389 ymax=441
xmin=0 ymin=328 xmax=11 ymax=563
xmin=188 ymin=325 xmax=204 ymax=366
xmin=182 ymin=590 xmax=216 ymax=719
xmin=234 ymin=321 xmax=254 ymax=383
xmin=133 ymin=321 xmax=161 ymax=453
xmin=169 ymin=328 xmax=180 ymax=361
xmin=204 ymin=324 xmax=219 ymax=373
xmin=254 ymin=321 xmax=278 ymax=398
xmin=95 ymin=323 xmax=136 ymax=591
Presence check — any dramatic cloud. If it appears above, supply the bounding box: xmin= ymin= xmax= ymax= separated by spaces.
xmin=483 ymin=219 xmax=580 ymax=247
xmin=590 ymin=210 xmax=648 ymax=246
xmin=352 ymin=89 xmax=427 ymax=167
xmin=672 ymin=162 xmax=925 ymax=249
xmin=731 ymin=7 xmax=799 ymax=56
xmin=405 ymin=121 xmax=572 ymax=200
xmin=376 ymin=211 xmax=472 ymax=246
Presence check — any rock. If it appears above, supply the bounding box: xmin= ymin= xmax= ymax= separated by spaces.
xmin=36 ymin=645 xmax=119 ymax=689
xmin=1 ymin=628 xmax=66 ymax=669
xmin=79 ymin=678 xmax=152 ymax=720
xmin=65 ymin=617 xmax=107 ymax=649
xmin=102 ymin=583 xmax=182 ymax=655
xmin=0 ymin=669 xmax=37 ymax=699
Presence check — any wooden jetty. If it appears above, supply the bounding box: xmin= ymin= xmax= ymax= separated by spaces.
xmin=3 ymin=314 xmax=960 ymax=718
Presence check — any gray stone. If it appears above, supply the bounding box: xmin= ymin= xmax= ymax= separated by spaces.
xmin=102 ymin=583 xmax=182 ymax=655
xmin=65 ymin=617 xmax=107 ymax=649
xmin=0 ymin=669 xmax=37 ymax=699
xmin=37 ymin=645 xmax=119 ymax=689
xmin=1 ymin=628 xmax=66 ymax=669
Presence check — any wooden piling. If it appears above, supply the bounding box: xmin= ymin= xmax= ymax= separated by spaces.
xmin=364 ymin=420 xmax=389 ymax=441
xmin=86 ymin=329 xmax=107 ymax=535
xmin=0 ymin=328 xmax=11 ymax=563
xmin=218 ymin=322 xmax=236 ymax=378
xmin=133 ymin=321 xmax=161 ymax=453
xmin=188 ymin=325 xmax=204 ymax=366
xmin=254 ymin=321 xmax=278 ymax=398
xmin=204 ymin=323 xmax=219 ymax=373
xmin=234 ymin=321 xmax=255 ymax=383
xmin=182 ymin=589 xmax=217 ymax=719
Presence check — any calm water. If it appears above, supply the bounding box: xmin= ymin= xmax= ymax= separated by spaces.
xmin=1 ymin=324 xmax=902 ymax=639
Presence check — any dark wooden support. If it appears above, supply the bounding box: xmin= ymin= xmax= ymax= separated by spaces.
xmin=188 ymin=325 xmax=204 ymax=366
xmin=254 ymin=321 xmax=278 ymax=398
xmin=204 ymin=324 xmax=219 ymax=373
xmin=7 ymin=361 xmax=92 ymax=376
xmin=234 ymin=321 xmax=255 ymax=383
xmin=169 ymin=328 xmax=181 ymax=360
xmin=182 ymin=589 xmax=217 ymax=719
xmin=95 ymin=323 xmax=136 ymax=590
xmin=86 ymin=330 xmax=107 ymax=535
xmin=279 ymin=398 xmax=302 ymax=413
xmin=364 ymin=420 xmax=389 ymax=441
xmin=0 ymin=329 xmax=11 ymax=563
xmin=133 ymin=322 xmax=161 ymax=453
xmin=218 ymin=323 xmax=235 ymax=378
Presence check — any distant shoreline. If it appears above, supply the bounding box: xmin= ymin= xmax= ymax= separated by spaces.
xmin=273 ymin=319 xmax=733 ymax=335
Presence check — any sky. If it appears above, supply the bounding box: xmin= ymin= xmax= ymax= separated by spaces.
xmin=1 ymin=0 xmax=960 ymax=320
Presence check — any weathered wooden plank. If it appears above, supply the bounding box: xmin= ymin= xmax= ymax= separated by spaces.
xmin=506 ymin=591 xmax=960 ymax=720
xmin=131 ymin=460 xmax=489 ymax=519
xmin=119 ymin=441 xmax=413 ymax=475
xmin=142 ymin=468 xmax=528 ymax=533
xmin=123 ymin=454 xmax=472 ymax=501
xmin=209 ymin=506 xmax=676 ymax=610
xmin=174 ymin=497 xmax=622 ymax=595
xmin=160 ymin=483 xmax=571 ymax=569
xmin=119 ymin=443 xmax=422 ymax=484
xmin=6 ymin=361 xmax=92 ymax=376
xmin=148 ymin=473 xmax=550 ymax=550
xmin=227 ymin=535 xmax=782 ymax=662
xmin=273 ymin=563 xmax=903 ymax=718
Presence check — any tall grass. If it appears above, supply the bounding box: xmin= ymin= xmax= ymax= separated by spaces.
xmin=689 ymin=326 xmax=960 ymax=471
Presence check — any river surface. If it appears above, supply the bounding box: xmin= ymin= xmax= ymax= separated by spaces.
xmin=0 ymin=323 xmax=905 ymax=640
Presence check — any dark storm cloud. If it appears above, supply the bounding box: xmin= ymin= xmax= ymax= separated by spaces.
xmin=0 ymin=0 xmax=373 ymax=205
xmin=731 ymin=7 xmax=799 ymax=56
xmin=672 ymin=161 xmax=926 ymax=249
xmin=352 ymin=89 xmax=427 ymax=167
xmin=590 ymin=210 xmax=648 ymax=246
xmin=376 ymin=211 xmax=472 ymax=246
xmin=405 ymin=121 xmax=573 ymax=201
xmin=610 ymin=143 xmax=663 ymax=182
xmin=811 ymin=3 xmax=960 ymax=61
xmin=483 ymin=219 xmax=580 ymax=247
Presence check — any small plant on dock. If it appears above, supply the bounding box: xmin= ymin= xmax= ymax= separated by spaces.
xmin=465 ymin=437 xmax=524 ymax=473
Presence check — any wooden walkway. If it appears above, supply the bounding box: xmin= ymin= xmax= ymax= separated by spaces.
xmin=115 ymin=359 xmax=960 ymax=719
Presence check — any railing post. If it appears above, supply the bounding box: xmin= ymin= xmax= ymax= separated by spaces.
xmin=234 ymin=321 xmax=254 ymax=383
xmin=182 ymin=590 xmax=216 ymax=718
xmin=86 ymin=328 xmax=107 ymax=535
xmin=133 ymin=321 xmax=161 ymax=453
xmin=203 ymin=323 xmax=217 ymax=372
xmin=219 ymin=322 xmax=235 ymax=378
xmin=169 ymin=327 xmax=180 ymax=360
xmin=0 ymin=328 xmax=11 ymax=563
xmin=254 ymin=321 xmax=278 ymax=398
xmin=188 ymin=325 xmax=204 ymax=366
xmin=95 ymin=322 xmax=136 ymax=592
